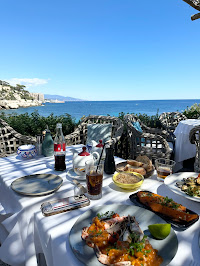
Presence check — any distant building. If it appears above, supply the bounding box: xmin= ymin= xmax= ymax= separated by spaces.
xmin=30 ymin=93 xmax=44 ymax=102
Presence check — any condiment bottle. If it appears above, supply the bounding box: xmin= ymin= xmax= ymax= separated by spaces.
xmin=54 ymin=123 xmax=66 ymax=171
xmin=42 ymin=126 xmax=54 ymax=157
xmin=104 ymin=147 xmax=116 ymax=174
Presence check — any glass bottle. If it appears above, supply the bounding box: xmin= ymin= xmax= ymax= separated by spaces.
xmin=42 ymin=126 xmax=54 ymax=157
xmin=104 ymin=147 xmax=116 ymax=174
xmin=54 ymin=123 xmax=66 ymax=171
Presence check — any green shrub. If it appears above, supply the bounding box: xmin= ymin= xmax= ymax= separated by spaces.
xmin=183 ymin=103 xmax=200 ymax=119
xmin=134 ymin=112 xmax=161 ymax=128
xmin=118 ymin=111 xmax=161 ymax=128
xmin=0 ymin=111 xmax=77 ymax=136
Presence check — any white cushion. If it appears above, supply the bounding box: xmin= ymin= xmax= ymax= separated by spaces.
xmin=87 ymin=124 xmax=112 ymax=144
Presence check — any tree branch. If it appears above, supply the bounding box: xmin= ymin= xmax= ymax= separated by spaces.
xmin=183 ymin=0 xmax=200 ymax=11
xmin=191 ymin=12 xmax=200 ymax=20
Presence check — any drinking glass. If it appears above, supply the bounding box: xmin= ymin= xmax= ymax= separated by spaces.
xmin=85 ymin=160 xmax=103 ymax=200
xmin=155 ymin=158 xmax=175 ymax=181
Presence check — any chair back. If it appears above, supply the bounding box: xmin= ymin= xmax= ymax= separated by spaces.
xmin=124 ymin=114 xmax=171 ymax=161
xmin=65 ymin=115 xmax=124 ymax=154
xmin=159 ymin=112 xmax=187 ymax=132
xmin=0 ymin=118 xmax=36 ymax=157
xmin=79 ymin=115 xmax=123 ymax=145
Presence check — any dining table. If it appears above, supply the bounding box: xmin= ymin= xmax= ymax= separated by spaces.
xmin=174 ymin=119 xmax=200 ymax=163
xmin=0 ymin=144 xmax=199 ymax=266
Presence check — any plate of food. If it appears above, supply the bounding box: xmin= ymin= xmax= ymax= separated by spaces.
xmin=164 ymin=172 xmax=200 ymax=203
xmin=116 ymin=156 xmax=155 ymax=178
xmin=69 ymin=204 xmax=178 ymax=266
xmin=129 ymin=191 xmax=199 ymax=229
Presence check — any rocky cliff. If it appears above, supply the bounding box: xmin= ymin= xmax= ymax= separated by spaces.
xmin=0 ymin=81 xmax=44 ymax=109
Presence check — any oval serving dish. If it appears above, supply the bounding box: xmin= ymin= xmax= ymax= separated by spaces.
xmin=112 ymin=171 xmax=144 ymax=190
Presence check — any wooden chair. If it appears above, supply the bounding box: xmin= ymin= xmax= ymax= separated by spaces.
xmin=159 ymin=112 xmax=187 ymax=134
xmin=124 ymin=114 xmax=172 ymax=161
xmin=159 ymin=112 xmax=187 ymax=148
xmin=189 ymin=125 xmax=200 ymax=172
xmin=65 ymin=115 xmax=124 ymax=157
xmin=0 ymin=118 xmax=36 ymax=157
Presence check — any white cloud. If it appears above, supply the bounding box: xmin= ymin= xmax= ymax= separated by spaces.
xmin=6 ymin=78 xmax=48 ymax=88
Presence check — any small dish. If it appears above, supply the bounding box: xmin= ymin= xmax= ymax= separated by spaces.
xmin=112 ymin=171 xmax=144 ymax=190
xmin=67 ymin=168 xmax=86 ymax=181
xmin=17 ymin=145 xmax=37 ymax=159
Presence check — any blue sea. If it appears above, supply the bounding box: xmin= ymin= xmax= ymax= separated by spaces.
xmin=1 ymin=99 xmax=200 ymax=121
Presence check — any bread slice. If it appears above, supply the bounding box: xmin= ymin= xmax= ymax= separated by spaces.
xmin=136 ymin=155 xmax=153 ymax=172
xmin=142 ymin=163 xmax=153 ymax=172
xmin=127 ymin=159 xmax=144 ymax=167
xmin=124 ymin=164 xmax=146 ymax=176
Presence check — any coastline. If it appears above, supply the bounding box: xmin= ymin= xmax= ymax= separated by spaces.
xmin=1 ymin=99 xmax=200 ymax=121
xmin=0 ymin=99 xmax=43 ymax=110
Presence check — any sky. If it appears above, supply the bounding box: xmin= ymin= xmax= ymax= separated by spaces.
xmin=0 ymin=0 xmax=200 ymax=101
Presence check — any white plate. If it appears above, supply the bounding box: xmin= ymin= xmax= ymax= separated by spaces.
xmin=164 ymin=172 xmax=200 ymax=202
xmin=66 ymin=168 xmax=86 ymax=181
xmin=69 ymin=204 xmax=178 ymax=266
xmin=11 ymin=174 xmax=63 ymax=196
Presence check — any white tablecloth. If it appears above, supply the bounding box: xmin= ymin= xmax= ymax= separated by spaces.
xmin=174 ymin=119 xmax=200 ymax=163
xmin=0 ymin=145 xmax=200 ymax=266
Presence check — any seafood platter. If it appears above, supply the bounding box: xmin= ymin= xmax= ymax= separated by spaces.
xmin=69 ymin=205 xmax=178 ymax=266
xmin=129 ymin=191 xmax=199 ymax=229
xmin=164 ymin=172 xmax=200 ymax=203
xmin=176 ymin=174 xmax=200 ymax=198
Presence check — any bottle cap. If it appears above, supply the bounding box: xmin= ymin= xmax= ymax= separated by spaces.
xmin=45 ymin=125 xmax=51 ymax=133
xmin=96 ymin=140 xmax=104 ymax=148
xmin=78 ymin=147 xmax=90 ymax=156
xmin=56 ymin=123 xmax=62 ymax=128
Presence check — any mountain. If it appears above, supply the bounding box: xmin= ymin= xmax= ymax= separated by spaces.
xmin=44 ymin=94 xmax=85 ymax=101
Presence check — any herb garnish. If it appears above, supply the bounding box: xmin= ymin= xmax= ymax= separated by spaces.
xmin=128 ymin=235 xmax=147 ymax=256
xmin=97 ymin=211 xmax=115 ymax=219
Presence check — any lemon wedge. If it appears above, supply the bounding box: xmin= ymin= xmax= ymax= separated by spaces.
xmin=148 ymin=224 xmax=171 ymax=240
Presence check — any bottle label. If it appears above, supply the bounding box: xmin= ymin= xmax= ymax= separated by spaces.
xmin=54 ymin=143 xmax=66 ymax=152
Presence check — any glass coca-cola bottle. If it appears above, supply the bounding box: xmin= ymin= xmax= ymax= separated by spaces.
xmin=54 ymin=123 xmax=66 ymax=171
